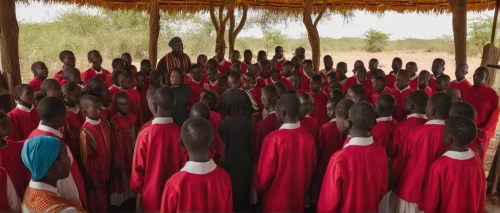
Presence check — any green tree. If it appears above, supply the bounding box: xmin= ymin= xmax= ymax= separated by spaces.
xmin=468 ymin=16 xmax=497 ymax=56
xmin=263 ymin=30 xmax=286 ymax=53
xmin=363 ymin=29 xmax=390 ymax=53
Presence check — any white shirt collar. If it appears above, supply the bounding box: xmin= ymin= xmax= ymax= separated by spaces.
xmin=209 ymin=80 xmax=217 ymax=87
xmin=85 ymin=117 xmax=101 ymax=125
xmin=305 ymin=114 xmax=311 ymax=118
xmin=279 ymin=122 xmax=300 ymax=130
xmin=344 ymin=136 xmax=374 ymax=148
xmin=330 ymin=118 xmax=336 ymax=122
xmin=180 ymin=159 xmax=217 ymax=175
xmin=66 ymin=105 xmax=80 ymax=114
xmin=29 ymin=181 xmax=58 ymax=194
xmin=455 ymin=79 xmax=466 ymax=83
xmin=407 ymin=113 xmax=428 ymax=119
xmin=271 ymin=78 xmax=277 ymax=84
xmin=268 ymin=111 xmax=276 ymax=114
xmin=38 ymin=123 xmax=63 ymax=138
xmin=442 ymin=149 xmax=475 ymax=160
xmin=304 ymin=73 xmax=311 ymax=79
xmin=277 ymin=56 xmax=285 ymax=62
xmin=93 ymin=68 xmax=103 ymax=75
xmin=112 ymin=84 xmax=122 ymax=90
xmin=152 ymin=117 xmax=174 ymax=125
xmin=425 ymin=119 xmax=445 ymax=125
xmin=218 ymin=59 xmax=227 ymax=65
xmin=410 ymin=74 xmax=418 ymax=81
xmin=16 ymin=104 xmax=34 ymax=112
xmin=191 ymin=79 xmax=201 ymax=84
xmin=398 ymin=85 xmax=411 ymax=93
xmin=339 ymin=78 xmax=347 ymax=85
xmin=376 ymin=116 xmax=393 ymax=122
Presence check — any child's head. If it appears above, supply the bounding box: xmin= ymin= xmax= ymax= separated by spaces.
xmin=62 ymin=67 xmax=82 ymax=85
xmin=353 ymin=60 xmax=365 ymax=72
xmin=436 ymin=74 xmax=451 ymax=92
xmin=207 ymin=58 xmax=218 ymax=70
xmin=375 ymin=94 xmax=396 ymax=117
xmin=396 ymin=69 xmax=411 ymax=90
xmin=242 ymin=72 xmax=256 ymax=90
xmin=127 ymin=65 xmax=138 ymax=77
xmin=290 ymin=71 xmax=302 ymax=89
xmin=303 ymin=59 xmax=314 ymax=77
xmin=445 ymin=88 xmax=461 ymax=102
xmin=455 ymin=62 xmax=468 ymax=81
xmin=243 ymin=49 xmax=253 ymax=63
xmin=276 ymin=94 xmax=301 ymax=124
xmin=231 ymin=50 xmax=241 ymax=64
xmin=230 ymin=63 xmax=242 ymax=74
xmin=88 ymin=50 xmax=103 ymax=70
xmin=40 ymin=79 xmax=62 ymax=98
xmin=200 ymin=89 xmax=218 ymax=109
xmin=372 ymin=75 xmax=387 ymax=93
xmin=167 ymin=68 xmax=184 ymax=87
xmin=119 ymin=72 xmax=134 ymax=90
xmin=140 ymin=59 xmax=152 ymax=75
xmin=443 ymin=116 xmax=477 ymax=150
xmin=59 ymin=50 xmax=76 ymax=68
xmin=180 ymin=117 xmax=214 ymax=158
xmin=391 ymin=57 xmax=403 ymax=72
xmin=261 ymin=60 xmax=272 ymax=79
xmin=335 ymin=99 xmax=355 ymax=134
xmin=228 ymin=72 xmax=242 ymax=90
xmin=98 ymin=87 xmax=111 ymax=107
xmin=323 ymin=55 xmax=333 ymax=69
xmin=418 ymin=70 xmax=431 ymax=90
xmin=190 ymin=64 xmax=203 ymax=82
xmin=327 ymin=96 xmax=342 ymax=120
xmin=22 ymin=136 xmax=71 ymax=183
xmin=473 ymin=66 xmax=489 ymax=87
xmin=291 ymin=56 xmax=302 ymax=69
xmin=405 ymin=90 xmax=428 ymax=115
xmin=85 ymin=78 xmax=106 ymax=97
xmin=426 ymin=92 xmax=452 ymax=120
xmin=274 ymin=46 xmax=283 ymax=58
xmin=189 ymin=102 xmax=211 ymax=119
xmin=368 ymin=58 xmax=379 ymax=72
xmin=197 ymin=54 xmax=208 ymax=67
xmin=298 ymin=93 xmax=314 ymax=119
xmin=356 ymin=67 xmax=368 ymax=83
xmin=257 ymin=50 xmax=267 ymax=62
xmin=283 ymin=61 xmax=294 ymax=77
xmin=0 ymin=110 xmax=12 ymax=138
xmin=345 ymin=101 xmax=375 ymax=133
xmin=149 ymin=70 xmax=163 ymax=86
xmin=310 ymin=74 xmax=323 ymax=93
xmin=112 ymin=58 xmax=126 ymax=71
xmin=271 ymin=69 xmax=281 ymax=82
xmin=336 ymin=62 xmax=347 ymax=76
xmin=247 ymin=64 xmax=259 ymax=78
xmin=208 ymin=67 xmax=220 ymax=83
xmin=121 ymin=53 xmax=132 ymax=67
xmin=15 ymin=84 xmax=35 ymax=106
xmin=80 ymin=95 xmax=102 ymax=120
xmin=62 ymin=83 xmax=82 ymax=107
xmin=347 ymin=84 xmax=365 ymax=103
xmin=261 ymin=85 xmax=279 ymax=111
xmin=31 ymin=61 xmax=49 ymax=80
xmin=218 ymin=75 xmax=229 ymax=94
xmin=38 ymin=96 xmax=67 ymax=128
xmin=326 ymin=72 xmax=341 ymax=91
xmin=273 ymin=82 xmax=287 ymax=97
xmin=135 ymin=72 xmax=146 ymax=89
xmin=295 ymin=47 xmax=305 ymax=61
xmin=146 ymin=86 xmax=161 ymax=116
xmin=330 ymin=88 xmax=344 ymax=99
xmin=114 ymin=92 xmax=130 ymax=115
xmin=431 ymin=58 xmax=445 ymax=77
xmin=405 ymin=61 xmax=418 ymax=77
xmin=449 ymin=102 xmax=476 ymax=120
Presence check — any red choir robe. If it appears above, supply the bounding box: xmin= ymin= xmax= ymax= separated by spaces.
xmin=101 ymin=105 xmax=112 ymax=121
xmin=391 ymin=86 xmax=414 ymax=122
xmin=62 ymin=106 xmax=85 ymax=164
xmin=239 ymin=61 xmax=248 ymax=73
xmin=255 ymin=123 xmax=317 ymax=212
xmin=255 ymin=77 xmax=266 ymax=90
xmin=388 ymin=113 xmax=427 ymax=158
xmin=386 ymin=72 xmax=397 ymax=89
xmin=370 ymin=116 xmax=397 ymax=152
xmin=342 ymin=76 xmax=357 ymax=95
xmin=126 ymin=88 xmax=144 ymax=125
xmin=429 ymin=76 xmax=438 ymax=93
xmin=108 ymin=85 xmax=122 ymax=100
xmin=409 ymin=74 xmax=418 ymax=90
xmin=309 ymin=90 xmax=329 ymax=127
xmin=139 ymin=120 xmax=152 ymax=133
xmin=81 ymin=67 xmax=111 ymax=86
xmin=265 ymin=77 xmax=293 ymax=90
xmin=53 ymin=67 xmax=64 ymax=84
xmin=360 ymin=79 xmax=374 ymax=103
xmin=130 ymin=117 xmax=184 ymax=212
xmin=208 ymin=112 xmax=225 ymax=165
xmin=276 ymin=57 xmax=286 ymax=72
xmin=0 ymin=140 xmax=29 ymax=199
xmin=80 ymin=117 xmax=111 ymax=212
xmin=312 ymin=119 xmax=345 ymax=202
xmin=418 ymin=150 xmax=485 ymax=213
xmin=462 ymin=84 xmax=499 ymax=161
xmin=392 ymin=120 xmax=447 ymax=204
xmin=371 ymin=87 xmax=392 ymax=105
xmin=0 ymin=167 xmax=20 ymax=212
xmin=317 ymin=137 xmax=388 ymax=212
xmin=248 ymin=88 xmax=263 ymax=112
xmin=218 ymin=60 xmax=232 ymax=75
xmin=448 ymin=79 xmax=472 ymax=96
xmin=420 ymin=86 xmax=433 ymax=97
xmin=252 ymin=112 xmax=280 ymax=162
xmin=300 ymin=116 xmax=318 ymax=139
xmin=6 ymin=105 xmax=40 ymax=141
xmin=187 ymin=78 xmax=207 ymax=110
xmin=301 ymin=74 xmax=312 ymax=92
xmin=160 ymin=160 xmax=233 ymax=212
xmin=27 ymin=125 xmax=87 ymax=209
xmin=28 ymin=77 xmax=43 ymax=92
xmin=137 ymin=85 xmax=151 ymax=122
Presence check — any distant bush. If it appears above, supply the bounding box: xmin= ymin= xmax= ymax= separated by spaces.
xmin=467 ymin=16 xmax=498 ymax=56
xmin=363 ymin=29 xmax=390 ymax=52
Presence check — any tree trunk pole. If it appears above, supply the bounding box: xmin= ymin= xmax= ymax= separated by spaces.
xmin=0 ymin=0 xmax=21 ymax=109
xmin=228 ymin=4 xmax=248 ymax=58
xmin=303 ymin=0 xmax=324 ymax=74
xmin=449 ymin=0 xmax=468 ymax=65
xmin=149 ymin=0 xmax=160 ymax=70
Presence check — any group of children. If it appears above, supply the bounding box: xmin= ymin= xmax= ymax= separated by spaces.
xmin=0 ymin=43 xmax=497 ymax=213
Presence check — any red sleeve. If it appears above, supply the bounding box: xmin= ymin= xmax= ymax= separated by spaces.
xmin=392 ymin=131 xmax=415 ymax=186
xmin=160 ymin=181 xmax=178 ymax=213
xmin=479 ymin=91 xmax=499 ymax=138
xmin=317 ymin=156 xmax=342 ymax=212
xmin=388 ymin=127 xmax=401 ymax=158
xmin=79 ymin=130 xmax=98 ymax=181
xmin=130 ymin=130 xmax=148 ymax=193
xmin=317 ymin=126 xmax=327 ymax=161
xmin=418 ymin=163 xmax=441 ymax=212
xmin=254 ymin=135 xmax=278 ymax=194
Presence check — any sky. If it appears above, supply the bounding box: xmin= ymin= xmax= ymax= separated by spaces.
xmin=15 ymin=1 xmax=495 ymax=40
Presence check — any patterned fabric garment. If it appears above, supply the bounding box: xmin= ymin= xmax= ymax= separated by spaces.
xmin=23 ymin=186 xmax=85 ymax=213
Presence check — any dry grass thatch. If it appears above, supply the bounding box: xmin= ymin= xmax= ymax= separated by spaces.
xmin=20 ymin=0 xmax=497 ymax=15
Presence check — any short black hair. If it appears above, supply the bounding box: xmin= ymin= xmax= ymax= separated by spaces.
xmin=324 ymin=55 xmax=332 ymax=60
xmin=335 ymin=99 xmax=354 ymax=119
xmin=407 ymin=90 xmax=428 ymax=109
xmin=406 ymin=61 xmax=417 ymax=69
xmin=303 ymin=59 xmax=313 ymax=66
xmin=369 ymin=58 xmax=379 ymax=64
xmin=348 ymin=84 xmax=365 ymax=98
xmin=207 ymin=59 xmax=218 ymax=67
xmin=349 ymin=101 xmax=375 ymax=130
xmin=437 ymin=74 xmax=451 ymax=83
xmin=291 ymin=70 xmax=302 ymax=78
xmin=59 ymin=50 xmax=74 ymax=61
xmin=112 ymin=58 xmax=125 ymax=69
xmin=277 ymin=94 xmax=301 ymax=118
xmin=273 ymin=82 xmax=287 ymax=95
xmin=191 ymin=64 xmax=202 ymax=72
xmin=113 ymin=91 xmax=129 ymax=102
xmin=181 ymin=117 xmax=214 ymax=152
xmin=135 ymin=71 xmax=146 ymax=79
xmin=86 ymin=78 xmax=106 ymax=97
xmin=140 ymin=59 xmax=151 ymax=66
xmin=87 ymin=50 xmax=100 ymax=61
xmin=242 ymin=72 xmax=256 ymax=82
xmin=31 ymin=61 xmax=45 ymax=72
xmin=397 ymin=69 xmax=411 ymax=79
xmin=258 ymin=50 xmax=267 ymax=56
xmin=356 ymin=66 xmax=368 ymax=73
xmin=311 ymin=74 xmax=323 ymax=84
xmin=146 ymin=85 xmax=161 ymax=99
xmin=262 ymin=85 xmax=279 ymax=106
xmin=374 ymin=75 xmax=387 ymax=85
xmin=218 ymin=75 xmax=228 ymax=82
xmin=284 ymin=90 xmax=298 ymax=96
xmin=149 ymin=70 xmax=163 ymax=81
xmin=38 ymin=97 xmax=66 ymax=122
xmin=476 ymin=66 xmax=490 ymax=78
xmin=376 ymin=94 xmax=396 ymax=114
xmin=14 ymin=84 xmax=32 ymax=97
xmin=445 ymin=115 xmax=477 ymax=146
xmin=40 ymin=79 xmax=61 ymax=93
xmin=430 ymin=92 xmax=452 ymax=118
xmin=260 ymin=60 xmax=271 ymax=67
xmin=328 ymin=96 xmax=343 ymax=105
xmin=451 ymin=102 xmax=476 ymax=120
xmin=283 ymin=61 xmax=293 ymax=67
xmin=118 ymin=72 xmax=132 ymax=84
xmin=62 ymin=67 xmax=80 ymax=81
xmin=244 ymin=49 xmax=252 ymax=54
xmin=153 ymin=87 xmax=176 ymax=109
xmin=80 ymin=95 xmax=101 ymax=111
xmin=393 ymin=57 xmax=403 ymax=64
xmin=190 ymin=102 xmax=211 ymax=120
xmin=275 ymin=46 xmax=283 ymax=51
xmin=433 ymin=58 xmax=445 ymax=67
xmin=62 ymin=82 xmax=80 ymax=96
xmin=111 ymin=70 xmax=125 ymax=86
xmin=228 ymin=72 xmax=241 ymax=82
xmin=330 ymin=88 xmax=344 ymax=98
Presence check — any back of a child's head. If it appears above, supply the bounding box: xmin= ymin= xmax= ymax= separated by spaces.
xmin=38 ymin=96 xmax=66 ymax=122
xmin=349 ymin=101 xmax=375 ymax=130
xmin=376 ymin=94 xmax=396 ymax=116
xmin=277 ymin=94 xmax=301 ymax=119
xmin=190 ymin=102 xmax=211 ymax=120
xmin=444 ymin=115 xmax=477 ymax=147
xmin=430 ymin=92 xmax=452 ymax=118
xmin=450 ymin=102 xmax=476 ymax=120
xmin=407 ymin=90 xmax=428 ymax=111
xmin=335 ymin=99 xmax=354 ymax=119
xmin=181 ymin=117 xmax=214 ymax=153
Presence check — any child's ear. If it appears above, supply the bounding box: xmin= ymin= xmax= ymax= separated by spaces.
xmin=153 ymin=102 xmax=159 ymax=113
xmin=14 ymin=95 xmax=20 ymax=101
xmin=444 ymin=134 xmax=452 ymax=145
xmin=178 ymin=138 xmax=186 ymax=150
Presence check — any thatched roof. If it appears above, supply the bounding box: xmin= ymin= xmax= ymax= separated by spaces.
xmin=27 ymin=0 xmax=496 ymax=14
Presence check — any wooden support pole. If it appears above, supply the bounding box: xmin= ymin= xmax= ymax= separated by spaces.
xmin=210 ymin=0 xmax=229 ymax=57
xmin=149 ymin=0 xmax=160 ymax=70
xmin=0 ymin=0 xmax=21 ymax=110
xmin=481 ymin=0 xmax=500 ymax=87
xmin=228 ymin=3 xmax=248 ymax=58
xmin=449 ymin=0 xmax=468 ymax=65
xmin=303 ymin=0 xmax=325 ymax=74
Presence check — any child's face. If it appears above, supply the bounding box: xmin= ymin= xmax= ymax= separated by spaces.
xmin=33 ymin=63 xmax=49 ymax=79
xmin=392 ymin=59 xmax=402 ymax=71
xmin=406 ymin=64 xmax=417 ymax=76
xmin=0 ymin=115 xmax=12 ymax=137
xmin=121 ymin=54 xmax=132 ymax=66
xmin=228 ymin=77 xmax=241 ymax=90
xmin=418 ymin=74 xmax=430 ymax=89
xmin=218 ymin=79 xmax=229 ymax=93
xmin=473 ymin=69 xmax=487 ymax=86
xmin=261 ymin=64 xmax=272 ymax=79
xmin=46 ymin=87 xmax=63 ymax=98
xmin=283 ymin=65 xmax=293 ymax=77
xmin=191 ymin=68 xmax=202 ymax=82
xmin=99 ymin=89 xmax=111 ymax=107
xmin=244 ymin=52 xmax=252 ymax=63
xmin=310 ymin=80 xmax=322 ymax=93
xmin=115 ymin=97 xmax=130 ymax=115
xmin=120 ymin=77 xmax=134 ymax=90
xmin=455 ymin=64 xmax=468 ymax=81
xmin=357 ymin=72 xmax=367 ymax=83
xmin=347 ymin=89 xmax=362 ymax=103
xmin=89 ymin=52 xmax=103 ymax=69
xmin=208 ymin=69 xmax=219 ymax=82
xmin=396 ymin=74 xmax=409 ymax=90
xmin=150 ymin=76 xmax=161 ymax=86
xmin=197 ymin=56 xmax=208 ymax=67
xmin=436 ymin=79 xmax=449 ymax=92
xmin=128 ymin=66 xmax=138 ymax=76
xmin=62 ymin=54 xmax=76 ymax=67
xmin=17 ymin=87 xmax=35 ymax=106
xmin=84 ymin=101 xmax=102 ymax=120
xmin=291 ymin=75 xmax=302 ymax=89
xmin=336 ymin=64 xmax=347 ymax=75
xmin=141 ymin=63 xmax=152 ymax=74
xmin=431 ymin=60 xmax=444 ymax=77
xmin=372 ymin=79 xmax=385 ymax=93
xmin=326 ymin=102 xmax=336 ymax=120
xmin=248 ymin=66 xmax=259 ymax=77
xmin=64 ymin=88 xmax=82 ymax=106
xmin=324 ymin=58 xmax=333 ymax=69
xmin=170 ymin=71 xmax=182 ymax=87
xmin=258 ymin=54 xmax=267 ymax=62
xmin=242 ymin=76 xmax=254 ymax=90
xmin=231 ymin=52 xmax=241 ymax=63
xmin=68 ymin=73 xmax=82 ymax=84
xmin=303 ymin=63 xmax=314 ymax=76
xmin=136 ymin=75 xmax=145 ymax=89
xmin=369 ymin=61 xmax=378 ymax=72
xmin=271 ymin=71 xmax=281 ymax=81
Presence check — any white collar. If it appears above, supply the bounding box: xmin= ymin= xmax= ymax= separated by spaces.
xmin=209 ymin=80 xmax=217 ymax=87
xmin=410 ymin=74 xmax=418 ymax=81
xmin=304 ymin=73 xmax=311 ymax=80
xmin=339 ymin=78 xmax=347 ymax=85
xmin=16 ymin=104 xmax=34 ymax=112
xmin=330 ymin=118 xmax=336 ymax=122
xmin=271 ymin=78 xmax=277 ymax=84
xmin=344 ymin=136 xmax=374 ymax=148
xmin=432 ymin=74 xmax=441 ymax=80
xmin=93 ymin=68 xmax=103 ymax=75
xmin=218 ymin=59 xmax=228 ymax=65
xmin=268 ymin=111 xmax=276 ymax=114
xmin=407 ymin=113 xmax=428 ymax=119
xmin=180 ymin=159 xmax=217 ymax=175
xmin=66 ymin=105 xmax=80 ymax=114
xmin=37 ymin=123 xmax=63 ymax=138
xmin=442 ymin=149 xmax=474 ymax=160
xmin=305 ymin=114 xmax=311 ymax=118
xmin=152 ymin=117 xmax=174 ymax=125
xmin=455 ymin=79 xmax=466 ymax=83
xmin=425 ymin=119 xmax=445 ymax=125
xmin=112 ymin=84 xmax=122 ymax=90
xmin=397 ymin=85 xmax=411 ymax=93
xmin=286 ymin=76 xmax=291 ymax=81
xmin=279 ymin=122 xmax=300 ymax=130
xmin=376 ymin=116 xmax=393 ymax=122
xmin=277 ymin=56 xmax=285 ymax=62
xmin=85 ymin=117 xmax=101 ymax=125
xmin=191 ymin=79 xmax=201 ymax=84
xmin=29 ymin=181 xmax=58 ymax=194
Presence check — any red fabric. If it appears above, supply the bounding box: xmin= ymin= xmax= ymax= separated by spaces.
xmin=204 ymin=81 xmax=220 ymax=95
xmin=265 ymin=77 xmax=293 ymax=90
xmin=218 ymin=60 xmax=232 ymax=75
xmin=239 ymin=61 xmax=248 ymax=73
xmin=108 ymin=85 xmax=121 ymax=101
xmin=388 ymin=116 xmax=427 ymax=158
xmin=53 ymin=68 xmax=64 ymax=84
xmin=0 ymin=167 xmax=9 ymax=212
xmin=312 ymin=120 xmax=344 ymax=202
xmin=160 ymin=167 xmax=233 ymax=212
xmin=300 ymin=117 xmax=318 ymax=139
xmin=317 ymin=139 xmax=388 ymax=212
xmin=409 ymin=75 xmax=418 ymax=90
xmin=29 ymin=77 xmax=43 ymax=92
xmin=301 ymin=74 xmax=311 ymax=92
xmin=386 ymin=73 xmax=397 ymax=89
xmin=309 ymin=91 xmax=329 ymax=127
xmin=125 ymin=89 xmax=144 ymax=125
xmin=81 ymin=67 xmax=111 ymax=86
xmin=463 ymin=85 xmax=499 ymax=139
xmin=252 ymin=113 xmax=280 ymax=162
xmin=393 ymin=123 xmax=448 ymax=203
xmin=208 ymin=112 xmax=225 ymax=165
xmin=110 ymin=113 xmax=136 ymax=195
xmin=429 ymin=77 xmax=437 ymax=93
xmin=295 ymin=87 xmax=308 ymax=94
xmin=0 ymin=140 xmax=29 ymax=199
xmin=448 ymin=79 xmax=472 ymax=97
xmin=370 ymin=119 xmax=398 ymax=153
xmin=276 ymin=58 xmax=286 ymax=72
xmin=249 ymin=88 xmax=263 ymax=111
xmin=139 ymin=120 xmax=152 ymax=133
xmin=138 ymin=85 xmax=151 ymax=122
xmin=371 ymin=87 xmax=392 ymax=105
xmin=254 ymin=127 xmax=317 ymax=212
xmin=360 ymin=79 xmax=374 ymax=103
xmin=131 ymin=122 xmax=184 ymax=212
xmin=187 ymin=79 xmax=207 ymax=110
xmin=100 ymin=107 xmax=112 ymax=121
xmin=418 ymin=155 xmax=485 ymax=213
xmin=342 ymin=76 xmax=357 ymax=95
xmin=391 ymin=87 xmax=414 ymax=122
xmin=255 ymin=78 xmax=266 ymax=90
xmin=421 ymin=86 xmax=433 ymax=97
xmin=6 ymin=107 xmax=40 ymax=141
xmin=62 ymin=110 xmax=85 ymax=165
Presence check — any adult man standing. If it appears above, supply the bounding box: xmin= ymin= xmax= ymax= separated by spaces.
xmin=157 ymin=37 xmax=192 ymax=74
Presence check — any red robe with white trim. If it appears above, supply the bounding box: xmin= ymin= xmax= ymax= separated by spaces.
xmin=300 ymin=116 xmax=318 ymax=139
xmin=130 ymin=121 xmax=184 ymax=212
xmin=82 ymin=68 xmax=111 ymax=86
xmin=370 ymin=118 xmax=397 ymax=152
xmin=187 ymin=79 xmax=207 ymax=110
xmin=249 ymin=88 xmax=263 ymax=112
xmin=265 ymin=77 xmax=293 ymax=90
xmin=28 ymin=77 xmax=43 ymax=92
xmin=429 ymin=77 xmax=437 ymax=93
xmin=341 ymin=76 xmax=357 ymax=95
xmin=420 ymin=86 xmax=433 ymax=97
xmin=409 ymin=75 xmax=418 ymax=90
xmin=309 ymin=91 xmax=329 ymax=127
xmin=6 ymin=107 xmax=40 ymax=141
xmin=371 ymin=87 xmax=392 ymax=105
xmin=108 ymin=85 xmax=121 ymax=101
xmin=252 ymin=113 xmax=280 ymax=162
xmin=386 ymin=73 xmax=397 ymax=90
xmin=317 ymin=138 xmax=387 ymax=212
xmin=53 ymin=68 xmax=64 ymax=84
xmin=276 ymin=57 xmax=286 ymax=72
xmin=418 ymin=152 xmax=485 ymax=213
xmin=255 ymin=77 xmax=266 ymax=90
xmin=448 ymin=79 xmax=472 ymax=96
xmin=301 ymin=74 xmax=312 ymax=92
xmin=0 ymin=140 xmax=29 ymax=199
xmin=62 ymin=108 xmax=85 ymax=164
xmin=391 ymin=87 xmax=414 ymax=122
xmin=109 ymin=113 xmax=136 ymax=197
xmin=255 ymin=126 xmax=316 ymax=212
xmin=218 ymin=60 xmax=232 ymax=75
xmin=388 ymin=115 xmax=427 ymax=158
xmin=360 ymin=79 xmax=374 ymax=103
xmin=125 ymin=88 xmax=143 ymax=125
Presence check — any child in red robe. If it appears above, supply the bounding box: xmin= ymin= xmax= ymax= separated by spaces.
xmin=189 ymin=103 xmax=225 ymax=166
xmin=259 ymin=60 xmax=273 ymax=86
xmin=131 ymin=87 xmax=184 ymax=212
xmin=28 ymin=61 xmax=48 ymax=92
xmin=371 ymin=94 xmax=397 ymax=152
xmin=391 ymin=70 xmax=415 ymax=122
xmin=462 ymin=66 xmax=499 ymax=162
xmin=205 ymin=66 xmax=220 ymax=93
xmin=82 ymin=50 xmax=111 ymax=86
xmin=298 ymin=93 xmax=319 ymax=139
xmin=109 ymin=70 xmax=124 ymax=99
xmin=119 ymin=72 xmax=143 ymax=125
xmin=318 ymin=101 xmax=387 ymax=212
xmin=61 ymin=83 xmax=84 ymax=164
xmin=61 ymin=67 xmax=83 ymax=88
xmin=429 ymin=58 xmax=445 ymax=93
xmin=230 ymin=50 xmax=248 ymax=73
xmin=436 ymin=74 xmax=451 ymax=93
xmin=255 ymin=94 xmax=317 ymax=212
xmin=273 ymin=46 xmax=286 ymax=72
xmin=253 ymin=86 xmax=281 ymax=163
xmin=419 ymin=116 xmax=485 ymax=212
xmin=449 ymin=62 xmax=472 ymax=95
xmin=446 ymin=88 xmax=462 ymax=102
xmin=312 ymin=96 xmax=345 ymax=203
xmin=405 ymin=61 xmax=419 ymax=90
xmin=352 ymin=67 xmax=373 ymax=102
xmin=301 ymin=60 xmax=316 ymax=92
xmin=187 ymin=65 xmax=207 ymax=110
xmin=53 ymin=50 xmax=76 ymax=84
xmin=391 ymin=92 xmax=452 ymax=212
xmin=40 ymin=79 xmax=63 ymax=99
xmin=160 ymin=117 xmax=233 ymax=212
xmin=109 ymin=92 xmax=137 ymax=207
xmin=196 ymin=54 xmax=209 ymax=79
xmin=138 ymin=86 xmax=162 ymax=132
xmin=449 ymin=102 xmax=482 ymax=160
xmin=386 ymin=57 xmax=403 ymax=89
xmin=6 ymin=84 xmax=40 ymax=141
xmin=135 ymin=72 xmax=151 ymax=122
xmin=417 ymin=70 xmax=433 ymax=97
xmin=371 ymin=75 xmax=392 ymax=106
xmin=346 ymin=84 xmax=366 ymax=103
xmin=309 ymin=74 xmax=329 ymax=126
xmin=248 ymin=64 xmax=266 ymax=90
xmin=290 ymin=71 xmax=307 ymax=94
xmin=79 ymin=95 xmax=111 ymax=213
xmin=0 ymin=167 xmax=20 ymax=212
xmin=242 ymin=72 xmax=263 ymax=112
xmin=336 ymin=62 xmax=349 ymax=87
xmin=265 ymin=69 xmax=293 ymax=89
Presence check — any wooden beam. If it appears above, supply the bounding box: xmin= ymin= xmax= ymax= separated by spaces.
xmin=449 ymin=0 xmax=468 ymax=65
xmin=302 ymin=0 xmax=324 ymax=74
xmin=482 ymin=0 xmax=500 ymax=88
xmin=149 ymin=0 xmax=160 ymax=70
xmin=0 ymin=0 xmax=21 ymax=109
